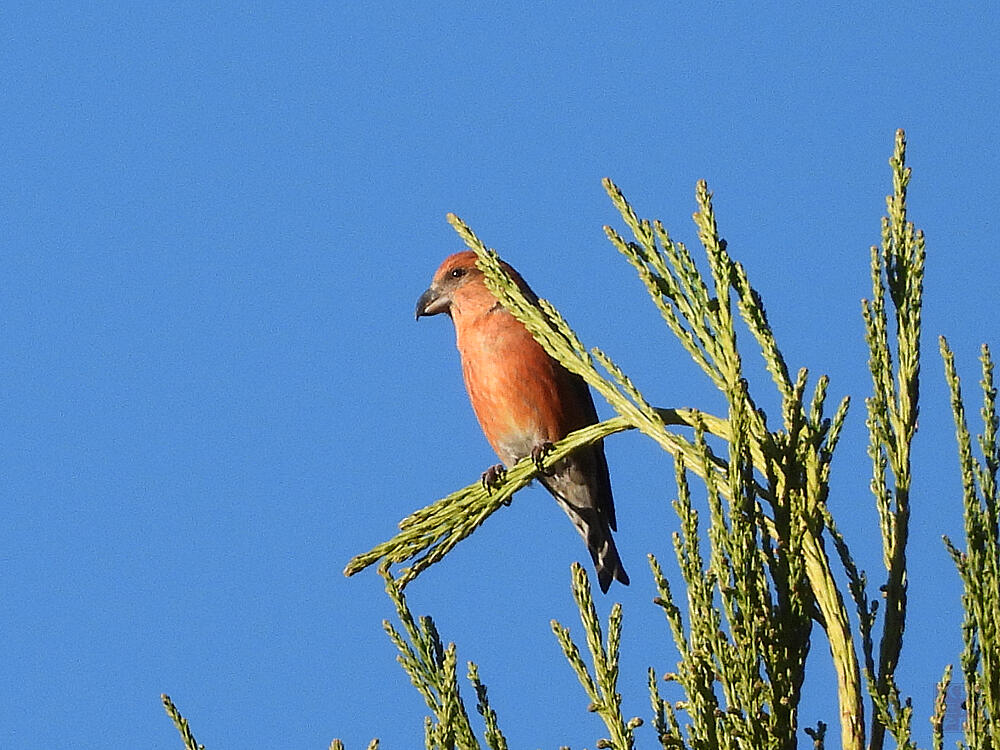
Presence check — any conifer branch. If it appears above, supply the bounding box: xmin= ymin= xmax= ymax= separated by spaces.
xmin=862 ymin=129 xmax=925 ymax=750
xmin=379 ymin=568 xmax=512 ymax=750
xmin=162 ymin=694 xmax=205 ymax=750
xmin=551 ymin=563 xmax=640 ymax=750
xmin=605 ymin=173 xmax=860 ymax=750
xmin=941 ymin=339 xmax=1000 ymax=750
xmin=648 ymin=667 xmax=686 ymax=749
xmin=468 ymin=663 xmax=508 ymax=750
xmin=929 ymin=665 xmax=952 ymax=750
xmin=329 ymin=741 xmax=379 ymax=750
xmin=344 ymin=408 xmax=728 ymax=587
xmin=805 ymin=720 xmax=827 ymax=749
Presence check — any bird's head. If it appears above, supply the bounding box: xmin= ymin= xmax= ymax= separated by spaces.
xmin=414 ymin=251 xmax=480 ymax=320
xmin=415 ymin=251 xmax=535 ymax=322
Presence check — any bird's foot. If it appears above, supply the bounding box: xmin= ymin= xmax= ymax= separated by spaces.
xmin=481 ymin=464 xmax=507 ymax=494
xmin=530 ymin=441 xmax=556 ymax=475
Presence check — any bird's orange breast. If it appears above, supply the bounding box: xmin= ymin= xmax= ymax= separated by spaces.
xmin=455 ymin=308 xmax=572 ymax=464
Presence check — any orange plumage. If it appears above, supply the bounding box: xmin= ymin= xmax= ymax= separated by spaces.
xmin=416 ymin=251 xmax=629 ymax=592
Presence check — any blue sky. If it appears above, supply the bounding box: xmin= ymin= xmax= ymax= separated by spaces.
xmin=3 ymin=3 xmax=998 ymax=748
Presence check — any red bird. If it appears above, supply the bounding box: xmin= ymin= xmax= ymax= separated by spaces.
xmin=415 ymin=251 xmax=629 ymax=592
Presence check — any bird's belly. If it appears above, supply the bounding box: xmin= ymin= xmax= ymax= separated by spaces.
xmin=459 ymin=340 xmax=564 ymax=465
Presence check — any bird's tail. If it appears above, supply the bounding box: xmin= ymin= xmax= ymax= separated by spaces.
xmin=562 ymin=500 xmax=630 ymax=592
xmin=540 ymin=475 xmax=629 ymax=593
xmin=589 ymin=524 xmax=630 ymax=593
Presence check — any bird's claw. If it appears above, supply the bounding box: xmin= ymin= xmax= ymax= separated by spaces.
xmin=481 ymin=464 xmax=507 ymax=493
xmin=530 ymin=441 xmax=556 ymax=475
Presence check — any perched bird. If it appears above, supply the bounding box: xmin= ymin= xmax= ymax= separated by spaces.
xmin=415 ymin=251 xmax=629 ymax=592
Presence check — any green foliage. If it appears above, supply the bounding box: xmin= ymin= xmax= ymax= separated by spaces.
xmin=330 ymin=740 xmax=380 ymax=750
xmin=940 ymin=341 xmax=1000 ymax=749
xmin=858 ymin=129 xmax=926 ymax=750
xmin=163 ymin=131 xmax=1000 ymax=750
xmin=604 ymin=171 xmax=852 ymax=750
xmin=161 ymin=694 xmax=205 ymax=750
xmin=343 ymin=408 xmax=713 ymax=589
xmin=929 ymin=665 xmax=952 ymax=750
xmin=379 ymin=567 xmax=508 ymax=750
xmin=551 ymin=562 xmax=642 ymax=750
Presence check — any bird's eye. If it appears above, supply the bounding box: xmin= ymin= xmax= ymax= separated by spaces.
xmin=450 ymin=267 xmax=467 ymax=278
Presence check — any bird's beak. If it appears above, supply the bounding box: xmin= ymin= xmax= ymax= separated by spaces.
xmin=415 ymin=286 xmax=450 ymax=319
